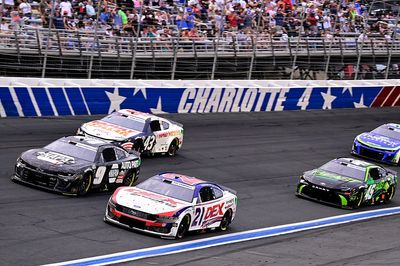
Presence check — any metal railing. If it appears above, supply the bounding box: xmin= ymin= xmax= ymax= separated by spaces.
xmin=0 ymin=28 xmax=399 ymax=80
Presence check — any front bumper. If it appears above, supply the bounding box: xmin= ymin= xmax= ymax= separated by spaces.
xmin=296 ymin=183 xmax=354 ymax=209
xmin=12 ymin=164 xmax=78 ymax=196
xmin=352 ymin=140 xmax=399 ymax=166
xmin=104 ymin=203 xmax=178 ymax=238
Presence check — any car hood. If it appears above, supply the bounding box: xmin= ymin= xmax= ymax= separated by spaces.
xmin=81 ymin=120 xmax=143 ymax=141
xmin=357 ymin=132 xmax=400 ymax=150
xmin=114 ymin=187 xmax=190 ymax=215
xmin=20 ymin=149 xmax=90 ymax=174
xmin=304 ymin=169 xmax=364 ymax=190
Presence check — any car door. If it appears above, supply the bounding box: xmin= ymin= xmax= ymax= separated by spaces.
xmin=93 ymin=146 xmax=123 ymax=186
xmin=364 ymin=166 xmax=385 ymax=201
xmin=191 ymin=185 xmax=225 ymax=230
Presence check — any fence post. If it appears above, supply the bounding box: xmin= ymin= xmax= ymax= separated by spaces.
xmin=41 ymin=0 xmax=56 ymax=78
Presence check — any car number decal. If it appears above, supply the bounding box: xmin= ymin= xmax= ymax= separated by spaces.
xmin=144 ymin=136 xmax=156 ymax=150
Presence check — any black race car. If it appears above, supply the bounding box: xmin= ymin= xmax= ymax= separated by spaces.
xmin=12 ymin=136 xmax=141 ymax=196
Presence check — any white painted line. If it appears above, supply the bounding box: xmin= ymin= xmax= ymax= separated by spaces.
xmin=9 ymin=87 xmax=23 ymax=117
xmin=79 ymin=88 xmax=91 ymax=115
xmin=0 ymin=101 xmax=6 ymax=117
xmin=62 ymin=88 xmax=75 ymax=115
xmin=27 ymin=87 xmax=42 ymax=117
xmin=44 ymin=207 xmax=400 ymax=266
xmin=45 ymin=87 xmax=59 ymax=116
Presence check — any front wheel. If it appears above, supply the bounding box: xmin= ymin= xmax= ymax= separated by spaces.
xmin=353 ymin=191 xmax=364 ymax=209
xmin=77 ymin=173 xmax=92 ymax=196
xmin=219 ymin=210 xmax=232 ymax=231
xmin=175 ymin=215 xmax=190 ymax=239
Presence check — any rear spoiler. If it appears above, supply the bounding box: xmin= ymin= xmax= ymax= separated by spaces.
xmin=170 ymin=119 xmax=183 ymax=128
xmin=219 ymin=185 xmax=237 ymax=195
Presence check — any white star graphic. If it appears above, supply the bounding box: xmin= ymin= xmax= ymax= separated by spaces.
xmin=133 ymin=87 xmax=147 ymax=99
xmin=321 ymin=88 xmax=337 ymax=109
xmin=342 ymin=87 xmax=353 ymax=96
xmin=105 ymin=88 xmax=126 ymax=113
xmin=150 ymin=97 xmax=168 ymax=114
xmin=353 ymin=94 xmax=368 ymax=108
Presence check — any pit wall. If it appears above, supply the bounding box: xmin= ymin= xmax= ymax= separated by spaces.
xmin=0 ymin=78 xmax=399 ymax=117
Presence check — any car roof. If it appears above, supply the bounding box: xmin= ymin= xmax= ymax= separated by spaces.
xmin=118 ymin=109 xmax=161 ymax=121
xmin=379 ymin=123 xmax=400 ymax=131
xmin=333 ymin=157 xmax=376 ymax=168
xmin=59 ymin=136 xmax=111 ymax=149
xmin=158 ymin=172 xmax=207 ymax=186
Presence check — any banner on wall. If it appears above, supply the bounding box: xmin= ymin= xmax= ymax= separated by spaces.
xmin=0 ymin=82 xmax=399 ymax=117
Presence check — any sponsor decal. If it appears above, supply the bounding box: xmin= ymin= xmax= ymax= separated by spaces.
xmin=127 ymin=188 xmax=183 ymax=207
xmin=192 ymin=202 xmax=225 ymax=227
xmin=36 ymin=151 xmax=75 ymax=165
xmin=85 ymin=120 xmax=139 ymax=138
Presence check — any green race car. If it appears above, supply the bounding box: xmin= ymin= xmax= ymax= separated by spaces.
xmin=296 ymin=158 xmax=397 ymax=209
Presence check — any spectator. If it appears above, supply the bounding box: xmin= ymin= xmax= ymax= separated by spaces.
xmin=19 ymin=0 xmax=32 ymax=18
xmin=59 ymin=0 xmax=72 ymax=18
xmin=86 ymin=0 xmax=96 ymax=19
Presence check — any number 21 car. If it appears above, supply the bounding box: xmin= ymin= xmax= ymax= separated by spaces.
xmin=77 ymin=109 xmax=184 ymax=156
xmin=296 ymin=158 xmax=397 ymax=209
xmin=104 ymin=173 xmax=238 ymax=239
xmin=12 ymin=136 xmax=141 ymax=196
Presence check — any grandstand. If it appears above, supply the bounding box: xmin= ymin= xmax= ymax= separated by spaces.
xmin=0 ymin=0 xmax=399 ymax=79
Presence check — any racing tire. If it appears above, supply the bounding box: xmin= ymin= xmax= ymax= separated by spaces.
xmin=219 ymin=210 xmax=232 ymax=231
xmin=133 ymin=140 xmax=144 ymax=153
xmin=123 ymin=170 xmax=138 ymax=186
xmin=77 ymin=173 xmax=93 ymax=196
xmin=353 ymin=190 xmax=364 ymax=209
xmin=167 ymin=139 xmax=178 ymax=157
xmin=175 ymin=215 xmax=190 ymax=239
xmin=385 ymin=185 xmax=396 ymax=203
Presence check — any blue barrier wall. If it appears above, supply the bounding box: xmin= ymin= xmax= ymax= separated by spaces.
xmin=0 ymin=79 xmax=399 ymax=117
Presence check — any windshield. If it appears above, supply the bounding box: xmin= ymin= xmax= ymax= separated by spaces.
xmin=320 ymin=161 xmax=366 ymax=181
xmin=137 ymin=178 xmax=194 ymax=203
xmin=45 ymin=140 xmax=97 ymax=162
xmin=101 ymin=113 xmax=146 ymax=132
xmin=372 ymin=126 xmax=400 ymax=140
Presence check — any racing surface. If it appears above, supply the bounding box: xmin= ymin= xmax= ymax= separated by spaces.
xmin=1 ymin=108 xmax=399 ymax=266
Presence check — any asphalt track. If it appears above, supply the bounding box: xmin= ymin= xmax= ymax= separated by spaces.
xmin=0 ymin=107 xmax=399 ymax=266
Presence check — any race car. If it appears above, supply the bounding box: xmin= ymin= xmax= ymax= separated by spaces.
xmin=12 ymin=136 xmax=141 ymax=196
xmin=77 ymin=109 xmax=184 ymax=156
xmin=352 ymin=123 xmax=400 ymax=166
xmin=296 ymin=158 xmax=397 ymax=209
xmin=104 ymin=173 xmax=238 ymax=239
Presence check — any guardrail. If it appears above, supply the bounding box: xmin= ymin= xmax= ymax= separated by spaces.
xmin=0 ymin=78 xmax=398 ymax=117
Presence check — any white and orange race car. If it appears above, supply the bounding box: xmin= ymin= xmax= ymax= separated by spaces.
xmin=104 ymin=173 xmax=238 ymax=239
xmin=77 ymin=109 xmax=184 ymax=156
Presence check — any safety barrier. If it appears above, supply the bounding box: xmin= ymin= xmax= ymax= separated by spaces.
xmin=0 ymin=78 xmax=399 ymax=117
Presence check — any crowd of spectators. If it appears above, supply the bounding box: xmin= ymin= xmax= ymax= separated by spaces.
xmin=0 ymin=0 xmax=399 ymax=42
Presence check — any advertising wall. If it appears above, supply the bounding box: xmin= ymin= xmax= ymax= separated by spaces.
xmin=0 ymin=78 xmax=399 ymax=117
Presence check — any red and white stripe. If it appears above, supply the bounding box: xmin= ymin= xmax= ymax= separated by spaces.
xmin=371 ymin=86 xmax=400 ymax=107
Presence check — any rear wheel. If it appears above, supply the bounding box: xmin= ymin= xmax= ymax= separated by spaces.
xmin=176 ymin=215 xmax=190 ymax=239
xmin=353 ymin=191 xmax=364 ymax=209
xmin=123 ymin=170 xmax=137 ymax=186
xmin=167 ymin=140 xmax=178 ymax=157
xmin=219 ymin=210 xmax=232 ymax=231
xmin=385 ymin=185 xmax=395 ymax=203
xmin=77 ymin=173 xmax=92 ymax=196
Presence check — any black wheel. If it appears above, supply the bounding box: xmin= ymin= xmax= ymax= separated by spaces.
xmin=123 ymin=170 xmax=137 ymax=186
xmin=219 ymin=210 xmax=232 ymax=231
xmin=167 ymin=140 xmax=178 ymax=157
xmin=353 ymin=191 xmax=364 ymax=209
xmin=385 ymin=185 xmax=395 ymax=203
xmin=77 ymin=173 xmax=92 ymax=196
xmin=176 ymin=215 xmax=190 ymax=239
xmin=133 ymin=140 xmax=144 ymax=153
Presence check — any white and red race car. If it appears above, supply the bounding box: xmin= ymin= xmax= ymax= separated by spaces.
xmin=104 ymin=173 xmax=238 ymax=239
xmin=77 ymin=109 xmax=184 ymax=156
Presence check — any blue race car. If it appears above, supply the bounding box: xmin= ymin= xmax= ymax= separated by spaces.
xmin=352 ymin=123 xmax=400 ymax=166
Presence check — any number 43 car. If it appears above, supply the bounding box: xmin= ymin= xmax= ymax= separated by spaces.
xmin=12 ymin=136 xmax=141 ymax=196
xmin=296 ymin=158 xmax=397 ymax=209
xmin=77 ymin=109 xmax=184 ymax=156
xmin=104 ymin=173 xmax=238 ymax=239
